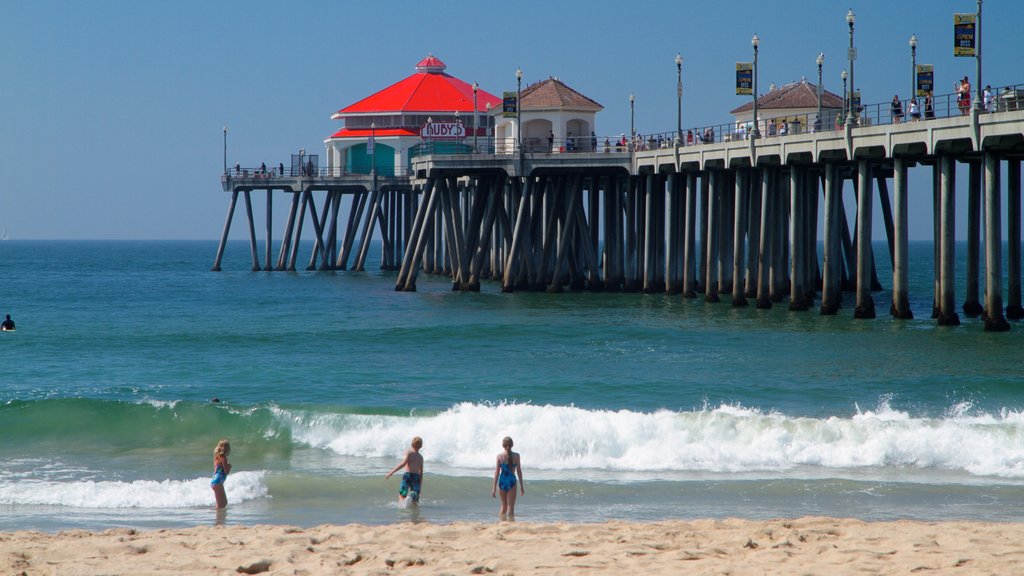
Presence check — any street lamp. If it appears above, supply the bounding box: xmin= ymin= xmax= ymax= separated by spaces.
xmin=472 ymin=81 xmax=478 ymax=153
xmin=909 ymin=34 xmax=917 ymax=102
xmin=515 ymin=67 xmax=523 ymax=153
xmin=816 ymin=53 xmax=824 ymax=131
xmin=752 ymin=34 xmax=760 ymax=139
xmin=841 ymin=69 xmax=848 ymax=121
xmin=629 ymin=92 xmax=635 ymax=150
xmin=222 ymin=125 xmax=227 ymax=174
xmin=846 ymin=9 xmax=856 ymax=125
xmin=675 ymin=53 xmax=683 ymax=143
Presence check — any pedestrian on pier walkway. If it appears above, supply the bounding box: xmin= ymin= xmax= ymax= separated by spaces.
xmin=891 ymin=95 xmax=904 ymax=123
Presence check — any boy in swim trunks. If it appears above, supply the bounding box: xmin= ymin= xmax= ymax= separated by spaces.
xmin=385 ymin=436 xmax=424 ymax=503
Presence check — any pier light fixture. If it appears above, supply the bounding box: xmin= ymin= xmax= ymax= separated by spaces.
xmin=675 ymin=53 xmax=683 ymax=143
xmin=846 ymin=8 xmax=857 ymax=125
xmin=751 ymin=34 xmax=760 ymax=139
xmin=516 ymin=67 xmax=523 ymax=153
xmin=472 ymin=81 xmax=479 ymax=152
xmin=222 ymin=125 xmax=227 ymax=175
xmin=816 ymin=53 xmax=824 ymax=130
xmin=909 ymin=34 xmax=917 ymax=101
xmin=841 ymin=69 xmax=848 ymax=120
xmin=370 ymin=122 xmax=376 ymax=176
xmin=629 ymin=92 xmax=635 ymax=149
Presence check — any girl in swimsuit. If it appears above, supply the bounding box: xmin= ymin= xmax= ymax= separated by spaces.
xmin=491 ymin=436 xmax=524 ymax=519
xmin=211 ymin=439 xmax=232 ymax=509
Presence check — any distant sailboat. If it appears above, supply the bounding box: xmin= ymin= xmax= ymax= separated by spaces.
xmin=1 ymin=229 xmax=7 ymax=241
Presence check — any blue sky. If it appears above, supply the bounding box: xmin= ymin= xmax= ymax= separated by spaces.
xmin=1 ymin=0 xmax=1018 ymax=240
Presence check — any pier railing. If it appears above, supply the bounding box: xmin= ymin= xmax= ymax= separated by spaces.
xmin=406 ymin=83 xmax=1024 ymax=160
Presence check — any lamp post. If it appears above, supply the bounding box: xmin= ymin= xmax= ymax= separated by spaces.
xmin=751 ymin=34 xmax=760 ymax=139
xmin=222 ymin=125 xmax=227 ymax=174
xmin=515 ymin=67 xmax=523 ymax=153
xmin=472 ymin=81 xmax=478 ymax=153
xmin=909 ymin=34 xmax=917 ymax=101
xmin=816 ymin=53 xmax=824 ymax=130
xmin=675 ymin=53 xmax=683 ymax=143
xmin=629 ymin=92 xmax=635 ymax=150
xmin=846 ymin=9 xmax=856 ymax=125
xmin=370 ymin=122 xmax=375 ymax=175
xmin=975 ymin=0 xmax=983 ymax=111
xmin=841 ymin=69 xmax=848 ymax=121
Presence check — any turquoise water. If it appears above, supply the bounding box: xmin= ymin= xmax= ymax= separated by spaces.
xmin=1 ymin=240 xmax=1023 ymax=531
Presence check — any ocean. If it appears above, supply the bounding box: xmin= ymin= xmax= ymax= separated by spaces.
xmin=1 ymin=239 xmax=1023 ymax=532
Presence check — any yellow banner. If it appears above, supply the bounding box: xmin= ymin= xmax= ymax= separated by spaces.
xmin=954 ymin=13 xmax=976 ymax=57
xmin=736 ymin=63 xmax=753 ymax=96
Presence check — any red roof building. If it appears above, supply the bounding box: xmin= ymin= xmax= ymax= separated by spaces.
xmin=325 ymin=55 xmax=501 ymax=176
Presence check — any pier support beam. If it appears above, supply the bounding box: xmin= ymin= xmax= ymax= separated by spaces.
xmin=682 ymin=172 xmax=698 ymax=298
xmin=698 ymin=173 xmax=709 ymax=294
xmin=983 ymin=153 xmax=1010 ymax=331
xmin=891 ymin=158 xmax=913 ymax=319
xmin=666 ymin=173 xmax=681 ymax=294
xmin=744 ymin=170 xmax=762 ymax=299
xmin=854 ymin=160 xmax=876 ymax=319
xmin=704 ymin=170 xmax=721 ymax=302
xmin=821 ymin=163 xmax=840 ymax=314
xmin=212 ymin=190 xmax=239 ymax=272
xmin=643 ymin=174 xmax=658 ymax=293
xmin=938 ymin=156 xmax=961 ymax=326
xmin=1008 ymin=159 xmax=1023 ymax=319
xmin=789 ymin=165 xmax=809 ymax=310
xmin=756 ymin=167 xmax=774 ymax=309
xmin=964 ymin=161 xmax=984 ymax=316
xmin=732 ymin=168 xmax=749 ymax=306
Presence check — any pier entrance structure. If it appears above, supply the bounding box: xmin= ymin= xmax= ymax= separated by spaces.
xmin=214 ymin=68 xmax=1024 ymax=331
xmin=493 ymin=77 xmax=603 ymax=153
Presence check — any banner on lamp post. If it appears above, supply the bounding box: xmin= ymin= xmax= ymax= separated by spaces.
xmin=735 ymin=63 xmax=753 ymax=95
xmin=953 ymin=13 xmax=976 ymax=57
xmin=502 ymin=91 xmax=518 ymax=118
xmin=916 ymin=65 xmax=934 ymax=96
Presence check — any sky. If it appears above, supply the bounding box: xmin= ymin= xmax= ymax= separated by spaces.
xmin=1 ymin=0 xmax=1020 ymax=241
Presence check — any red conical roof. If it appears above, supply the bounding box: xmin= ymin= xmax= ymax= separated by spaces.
xmin=332 ymin=55 xmax=501 ymax=117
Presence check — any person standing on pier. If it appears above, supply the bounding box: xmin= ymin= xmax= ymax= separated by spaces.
xmin=957 ymin=77 xmax=972 ymax=115
xmin=891 ymin=95 xmax=904 ymax=123
xmin=547 ymin=130 xmax=554 ymax=152
xmin=924 ymin=94 xmax=935 ymax=119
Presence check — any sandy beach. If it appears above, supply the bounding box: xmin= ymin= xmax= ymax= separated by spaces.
xmin=3 ymin=517 xmax=1021 ymax=575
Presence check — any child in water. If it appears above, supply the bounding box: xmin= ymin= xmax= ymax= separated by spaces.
xmin=491 ymin=436 xmax=524 ymax=518
xmin=211 ymin=439 xmax=232 ymax=509
xmin=386 ymin=436 xmax=424 ymax=503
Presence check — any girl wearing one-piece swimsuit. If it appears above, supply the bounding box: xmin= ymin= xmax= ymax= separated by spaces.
xmin=491 ymin=436 xmax=524 ymax=518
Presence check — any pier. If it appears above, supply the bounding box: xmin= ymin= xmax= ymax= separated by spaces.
xmin=214 ymin=88 xmax=1024 ymax=331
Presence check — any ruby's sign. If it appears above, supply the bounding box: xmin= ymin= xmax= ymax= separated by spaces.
xmin=421 ymin=122 xmax=465 ymax=139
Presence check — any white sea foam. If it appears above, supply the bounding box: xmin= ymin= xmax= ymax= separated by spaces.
xmin=0 ymin=471 xmax=267 ymax=508
xmin=276 ymin=401 xmax=1024 ymax=479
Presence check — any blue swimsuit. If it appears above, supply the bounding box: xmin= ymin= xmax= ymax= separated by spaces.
xmin=211 ymin=464 xmax=227 ymax=486
xmin=498 ymin=461 xmax=516 ymax=491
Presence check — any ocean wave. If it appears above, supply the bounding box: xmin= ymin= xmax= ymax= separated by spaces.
xmin=0 ymin=471 xmax=267 ymax=508
xmin=274 ymin=400 xmax=1024 ymax=478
